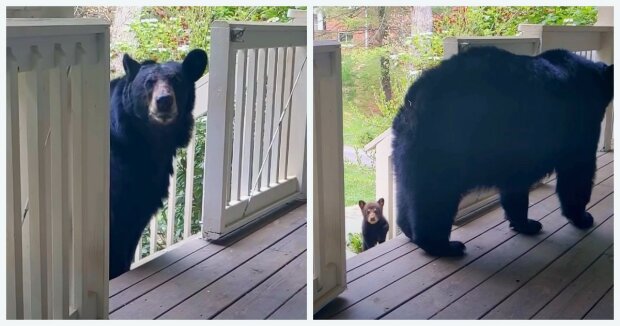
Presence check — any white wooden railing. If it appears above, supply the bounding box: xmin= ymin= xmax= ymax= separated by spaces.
xmin=7 ymin=18 xmax=110 ymax=319
xmin=519 ymin=24 xmax=614 ymax=151
xmin=203 ymin=21 xmax=307 ymax=240
xmin=313 ymin=40 xmax=347 ymax=313
xmin=130 ymin=12 xmax=307 ymax=265
xmin=368 ymin=24 xmax=614 ymax=240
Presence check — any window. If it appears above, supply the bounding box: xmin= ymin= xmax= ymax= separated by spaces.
xmin=338 ymin=32 xmax=353 ymax=43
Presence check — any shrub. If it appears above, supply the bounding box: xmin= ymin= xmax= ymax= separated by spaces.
xmin=347 ymin=232 xmax=364 ymax=254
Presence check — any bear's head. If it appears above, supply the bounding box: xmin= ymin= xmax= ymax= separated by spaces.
xmin=121 ymin=49 xmax=208 ymax=128
xmin=359 ymin=198 xmax=385 ymax=225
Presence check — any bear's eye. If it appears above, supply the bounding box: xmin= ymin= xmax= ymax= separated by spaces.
xmin=145 ymin=78 xmax=156 ymax=88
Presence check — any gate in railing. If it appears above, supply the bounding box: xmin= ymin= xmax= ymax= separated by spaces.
xmin=7 ymin=18 xmax=110 ymax=319
xmin=204 ymin=21 xmax=307 ymax=239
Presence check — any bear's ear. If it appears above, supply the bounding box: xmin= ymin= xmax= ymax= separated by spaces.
xmin=358 ymin=200 xmax=366 ymax=211
xmin=123 ymin=54 xmax=141 ymax=82
xmin=182 ymin=49 xmax=208 ymax=82
xmin=377 ymin=198 xmax=385 ymax=207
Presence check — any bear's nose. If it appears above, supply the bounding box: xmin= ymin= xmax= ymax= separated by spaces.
xmin=156 ymin=95 xmax=173 ymax=112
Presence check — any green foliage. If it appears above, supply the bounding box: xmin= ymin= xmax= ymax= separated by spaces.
xmin=129 ymin=6 xmax=299 ymax=258
xmin=347 ymin=232 xmax=364 ymax=254
xmin=111 ymin=6 xmax=299 ymax=77
xmin=344 ymin=162 xmax=375 ymax=207
xmin=339 ymin=6 xmax=598 ymax=220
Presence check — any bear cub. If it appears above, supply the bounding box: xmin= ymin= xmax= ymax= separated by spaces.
xmin=392 ymin=47 xmax=613 ymax=257
xmin=109 ymin=49 xmax=207 ymax=279
xmin=359 ymin=198 xmax=390 ymax=251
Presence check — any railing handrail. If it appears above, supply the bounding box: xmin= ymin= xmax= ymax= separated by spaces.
xmin=7 ymin=18 xmax=109 ymax=37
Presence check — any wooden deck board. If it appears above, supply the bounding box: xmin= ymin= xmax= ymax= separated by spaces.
xmin=316 ymin=153 xmax=613 ymax=320
xmin=109 ymin=202 xmax=307 ymax=320
xmin=214 ymin=252 xmax=307 ymax=319
xmin=533 ymin=246 xmax=614 ymax=319
xmin=160 ymin=226 xmax=307 ymax=319
xmin=584 ymin=287 xmax=614 ymax=320
xmin=269 ymin=285 xmax=307 ymax=320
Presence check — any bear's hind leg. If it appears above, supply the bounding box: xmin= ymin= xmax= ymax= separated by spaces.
xmin=500 ymin=188 xmax=542 ymax=235
xmin=411 ymin=191 xmax=464 ymax=257
xmin=556 ymin=159 xmax=595 ymax=229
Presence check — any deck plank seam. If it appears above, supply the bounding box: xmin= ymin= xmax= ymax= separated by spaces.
xmin=330 ymin=177 xmax=613 ymax=319
xmin=344 ymin=155 xmax=613 ymax=277
xmin=110 ymin=211 xmax=306 ymax=313
xmin=427 ymin=192 xmax=613 ymax=319
xmin=265 ymin=285 xmax=307 ymax=319
xmin=345 ymin=164 xmax=613 ymax=283
xmin=210 ymin=249 xmax=307 ymax=319
xmin=530 ymin=243 xmax=614 ymax=319
xmin=582 ymin=285 xmax=614 ymax=319
xmin=152 ymin=222 xmax=307 ymax=319
xmin=475 ymin=212 xmax=614 ymax=319
xmin=110 ymin=240 xmax=212 ymax=298
xmin=108 ymin=242 xmax=230 ymax=313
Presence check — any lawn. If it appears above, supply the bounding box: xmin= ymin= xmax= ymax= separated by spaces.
xmin=343 ymin=162 xmax=376 ymax=206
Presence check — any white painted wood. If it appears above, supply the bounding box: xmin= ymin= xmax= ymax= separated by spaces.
xmin=278 ymin=47 xmax=295 ymax=182
xmin=8 ymin=18 xmax=110 ymax=319
xmin=49 ymin=64 xmax=70 ymax=319
xmin=261 ymin=48 xmax=277 ymax=189
xmin=68 ymin=64 xmax=84 ymax=317
xmin=211 ymin=21 xmax=306 ymax=50
xmin=313 ymin=40 xmax=347 ymax=313
xmin=443 ymin=37 xmax=540 ymax=59
xmin=183 ymin=141 xmax=195 ymax=239
xmin=193 ymin=74 xmax=209 ymax=117
xmin=288 ymin=46 xmax=308 ymax=195
xmin=204 ymin=21 xmax=307 ymax=240
xmin=231 ymin=49 xmax=247 ymax=203
xmin=203 ymin=22 xmax=238 ymax=238
xmin=134 ymin=238 xmax=142 ymax=263
xmin=166 ymin=169 xmax=177 ymax=247
xmin=20 ymin=70 xmax=45 ymax=319
xmin=270 ymin=47 xmax=286 ymax=185
xmin=252 ymin=48 xmax=267 ymax=191
xmin=519 ymin=24 xmax=612 ymax=52
xmin=7 ymin=60 xmax=24 ymax=320
xmin=240 ymin=49 xmax=258 ymax=199
xmin=79 ymin=53 xmax=110 ymax=319
xmin=149 ymin=215 xmax=157 ymax=256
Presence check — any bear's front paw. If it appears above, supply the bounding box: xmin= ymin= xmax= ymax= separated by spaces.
xmin=509 ymin=219 xmax=542 ymax=235
xmin=419 ymin=241 xmax=466 ymax=257
xmin=570 ymin=212 xmax=594 ymax=229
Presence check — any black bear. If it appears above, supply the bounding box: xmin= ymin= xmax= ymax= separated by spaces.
xmin=109 ymin=49 xmax=207 ymax=279
xmin=392 ymin=46 xmax=613 ymax=257
xmin=359 ymin=198 xmax=390 ymax=251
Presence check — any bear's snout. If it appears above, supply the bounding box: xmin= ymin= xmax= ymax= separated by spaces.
xmin=156 ymin=94 xmax=174 ymax=112
xmin=149 ymin=80 xmax=178 ymax=124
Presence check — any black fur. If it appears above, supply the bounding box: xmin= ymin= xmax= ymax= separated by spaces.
xmin=392 ymin=47 xmax=613 ymax=257
xmin=359 ymin=198 xmax=390 ymax=251
xmin=109 ymin=49 xmax=207 ymax=279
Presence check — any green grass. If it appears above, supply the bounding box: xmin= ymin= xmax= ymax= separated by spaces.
xmin=344 ymin=162 xmax=376 ymax=206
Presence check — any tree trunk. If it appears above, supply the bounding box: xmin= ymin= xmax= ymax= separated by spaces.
xmin=375 ymin=7 xmax=392 ymax=102
xmin=411 ymin=6 xmax=433 ymax=35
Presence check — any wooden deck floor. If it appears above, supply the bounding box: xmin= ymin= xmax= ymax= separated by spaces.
xmin=109 ymin=201 xmax=307 ymax=320
xmin=316 ymin=152 xmax=613 ymax=320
